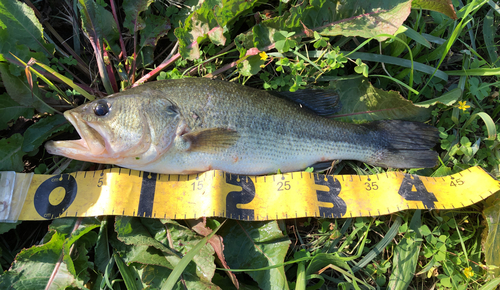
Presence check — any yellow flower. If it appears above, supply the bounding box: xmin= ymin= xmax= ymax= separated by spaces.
xmin=458 ymin=101 xmax=470 ymax=112
xmin=463 ymin=266 xmax=474 ymax=279
xmin=259 ymin=51 xmax=268 ymax=60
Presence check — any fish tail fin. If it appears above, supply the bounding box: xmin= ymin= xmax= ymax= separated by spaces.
xmin=367 ymin=120 xmax=439 ymax=168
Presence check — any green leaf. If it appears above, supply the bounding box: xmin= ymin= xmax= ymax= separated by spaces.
xmin=114 ymin=253 xmax=140 ymax=290
xmin=113 ymin=217 xmax=219 ymax=288
xmin=162 ymin=219 xmax=216 ymax=280
xmin=114 ymin=217 xmax=176 ymax=257
xmin=411 ymin=0 xmax=457 ymax=20
xmin=0 ymin=221 xmax=21 ymax=234
xmin=22 ymin=114 xmax=71 ymax=153
xmin=243 ymin=0 xmax=413 ymax=52
xmin=461 ymin=112 xmax=497 ymax=141
xmin=175 ymin=0 xmax=260 ymax=59
xmin=219 ymin=220 xmax=291 ymax=290
xmin=123 ymin=0 xmax=153 ymax=33
xmin=34 ymin=60 xmax=95 ymax=101
xmin=388 ymin=210 xmax=422 ymax=289
xmin=0 ymin=62 xmax=53 ymax=114
xmin=0 ymin=93 xmax=34 ymax=131
xmin=483 ymin=8 xmax=499 ymax=65
xmin=60 ymin=219 xmax=100 ymax=284
xmin=0 ymin=231 xmax=83 ymax=289
xmin=274 ymin=30 xmax=296 ymax=53
xmin=78 ymin=0 xmax=117 ymax=94
xmin=95 ymin=219 xmax=111 ymax=273
xmin=164 ymin=221 xmax=224 ymax=289
xmin=415 ymin=88 xmax=461 ymax=107
xmin=238 ymin=55 xmax=265 ymax=76
xmin=0 ymin=0 xmax=53 ymax=57
xmin=0 ymin=134 xmax=24 ymax=172
xmin=333 ymin=51 xmax=449 ymax=82
xmin=402 ymin=24 xmax=431 ymax=48
xmin=331 ymin=78 xmax=431 ymax=123
xmin=139 ymin=14 xmax=171 ymax=48
xmin=480 ymin=277 xmax=500 ymax=290
xmin=483 ymin=192 xmax=500 ymax=279
xmin=305 ymin=253 xmax=350 ymax=275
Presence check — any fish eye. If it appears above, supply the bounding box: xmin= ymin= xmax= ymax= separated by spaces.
xmin=166 ymin=105 xmax=178 ymax=115
xmin=94 ymin=100 xmax=110 ymax=116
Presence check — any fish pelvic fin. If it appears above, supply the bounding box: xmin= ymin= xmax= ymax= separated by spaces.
xmin=367 ymin=120 xmax=439 ymax=168
xmin=182 ymin=128 xmax=240 ymax=153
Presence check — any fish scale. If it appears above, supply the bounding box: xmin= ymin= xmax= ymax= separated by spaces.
xmin=45 ymin=78 xmax=439 ymax=175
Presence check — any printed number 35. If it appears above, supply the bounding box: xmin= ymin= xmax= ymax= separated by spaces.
xmin=365 ymin=181 xmax=378 ymax=191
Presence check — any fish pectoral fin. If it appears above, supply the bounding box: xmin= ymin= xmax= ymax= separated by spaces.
xmin=181 ymin=128 xmax=240 ymax=153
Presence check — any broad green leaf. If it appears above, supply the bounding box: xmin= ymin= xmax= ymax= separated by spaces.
xmin=59 ymin=219 xmax=100 ymax=285
xmin=388 ymin=210 xmax=422 ymax=289
xmin=78 ymin=0 xmax=119 ymax=50
xmin=412 ymin=0 xmax=457 ymax=20
xmin=483 ymin=192 xmax=500 ymax=279
xmin=0 ymin=221 xmax=21 ymax=234
xmin=219 ymin=220 xmax=291 ymax=290
xmin=22 ymin=114 xmax=71 ymax=153
xmin=0 ymin=0 xmax=53 ymax=57
xmin=164 ymin=222 xmax=224 ymax=289
xmin=0 ymin=232 xmax=82 ymax=289
xmin=114 ymin=217 xmax=175 ymax=257
xmin=139 ymin=264 xmax=220 ymax=289
xmin=314 ymin=0 xmax=412 ymax=39
xmin=0 ymin=62 xmax=53 ymax=114
xmin=331 ymin=78 xmax=431 ymax=123
xmin=0 ymin=134 xmax=24 ymax=172
xmin=241 ymin=0 xmax=413 ymax=52
xmin=238 ymin=55 xmax=265 ymax=76
xmin=415 ymin=88 xmax=461 ymax=107
xmin=0 ymin=93 xmax=34 ymax=131
xmin=123 ymin=0 xmax=153 ymax=33
xmin=175 ymin=0 xmax=260 ymax=59
xmin=114 ymin=217 xmax=219 ymax=287
xmin=139 ymin=14 xmax=171 ymax=48
xmin=162 ymin=219 xmax=216 ymax=281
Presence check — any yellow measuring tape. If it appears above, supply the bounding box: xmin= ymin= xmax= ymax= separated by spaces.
xmin=0 ymin=166 xmax=498 ymax=222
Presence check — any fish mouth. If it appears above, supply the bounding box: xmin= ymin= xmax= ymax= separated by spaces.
xmin=45 ymin=110 xmax=108 ymax=162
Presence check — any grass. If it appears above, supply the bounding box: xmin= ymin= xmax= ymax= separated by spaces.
xmin=0 ymin=0 xmax=499 ymax=289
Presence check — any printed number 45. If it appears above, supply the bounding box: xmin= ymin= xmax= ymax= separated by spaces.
xmin=450 ymin=178 xmax=464 ymax=187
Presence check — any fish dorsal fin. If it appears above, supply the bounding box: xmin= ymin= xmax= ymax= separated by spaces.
xmin=181 ymin=128 xmax=240 ymax=153
xmin=271 ymin=89 xmax=341 ymax=116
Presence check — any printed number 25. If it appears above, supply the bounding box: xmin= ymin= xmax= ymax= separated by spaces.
xmin=277 ymin=181 xmax=291 ymax=191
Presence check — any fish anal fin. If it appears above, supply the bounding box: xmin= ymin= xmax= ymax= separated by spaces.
xmin=182 ymin=128 xmax=240 ymax=153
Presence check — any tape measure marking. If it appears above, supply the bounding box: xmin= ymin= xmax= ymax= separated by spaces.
xmin=5 ymin=166 xmax=498 ymax=222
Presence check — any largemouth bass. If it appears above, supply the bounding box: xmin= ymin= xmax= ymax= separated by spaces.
xmin=45 ymin=78 xmax=439 ymax=175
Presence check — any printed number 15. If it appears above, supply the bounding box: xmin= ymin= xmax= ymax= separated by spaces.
xmin=191 ymin=180 xmax=203 ymax=190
